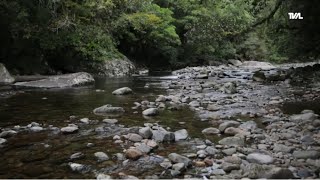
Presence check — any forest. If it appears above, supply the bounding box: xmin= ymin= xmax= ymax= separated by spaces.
xmin=0 ymin=0 xmax=319 ymax=74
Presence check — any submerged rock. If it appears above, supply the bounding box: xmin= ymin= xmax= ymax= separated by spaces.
xmin=14 ymin=72 xmax=94 ymax=88
xmin=93 ymin=104 xmax=125 ymax=114
xmin=112 ymin=87 xmax=133 ymax=95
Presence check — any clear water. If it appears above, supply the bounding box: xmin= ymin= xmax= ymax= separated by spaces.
xmin=0 ymin=76 xmax=210 ymax=178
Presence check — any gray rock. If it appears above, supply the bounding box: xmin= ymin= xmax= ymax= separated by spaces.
xmin=290 ymin=112 xmax=317 ymax=122
xmin=80 ymin=118 xmax=90 ymax=124
xmin=93 ymin=105 xmax=125 ymax=114
xmin=263 ymin=168 xmax=294 ymax=179
xmin=222 ymin=148 xmax=237 ymax=155
xmin=241 ymin=61 xmax=275 ymax=70
xmin=127 ymin=133 xmax=143 ymax=142
xmin=70 ymin=152 xmax=84 ymax=160
xmin=220 ymin=82 xmax=237 ymax=94
xmin=14 ymin=72 xmax=94 ymax=88
xmin=205 ymin=146 xmax=219 ymax=155
xmin=142 ymin=108 xmax=158 ymax=116
xmin=160 ymin=159 xmax=172 ymax=169
xmin=168 ymin=153 xmax=192 ymax=167
xmin=174 ymin=129 xmax=188 ymax=141
xmin=0 ymin=130 xmax=17 ymax=138
xmin=94 ymin=152 xmax=109 ymax=162
xmin=211 ymin=169 xmax=226 ymax=175
xmin=172 ymin=163 xmax=185 ymax=171
xmin=273 ymin=144 xmax=294 ymax=153
xmin=96 ymin=173 xmax=112 ymax=180
xmin=61 ymin=124 xmax=79 ymax=134
xmin=224 ymin=127 xmax=244 ymax=135
xmin=0 ymin=63 xmax=15 ymax=84
xmin=68 ymin=163 xmax=88 ymax=173
xmin=239 ymin=121 xmax=257 ymax=131
xmin=293 ymin=150 xmax=320 ymax=159
xmin=155 ymin=95 xmax=167 ymax=102
xmin=207 ymin=104 xmax=221 ymax=111
xmin=102 ymin=119 xmax=118 ymax=124
xmin=30 ymin=126 xmax=44 ymax=132
xmin=0 ymin=138 xmax=7 ymax=145
xmin=219 ymin=120 xmax=240 ymax=132
xmin=252 ymin=71 xmax=266 ymax=82
xmin=112 ymin=87 xmax=133 ymax=95
xmin=222 ymin=162 xmax=240 ymax=172
xmin=228 ymin=59 xmax=243 ymax=66
xmin=219 ymin=137 xmax=244 ymax=146
xmin=202 ymin=128 xmax=220 ymax=135
xmin=189 ymin=100 xmax=200 ymax=107
xmin=152 ymin=130 xmax=175 ymax=142
xmin=136 ymin=143 xmax=151 ymax=154
xmin=139 ymin=127 xmax=153 ymax=139
xmin=247 ymin=153 xmax=274 ymax=164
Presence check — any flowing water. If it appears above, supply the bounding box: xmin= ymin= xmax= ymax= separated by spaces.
xmin=0 ymin=75 xmax=210 ymax=178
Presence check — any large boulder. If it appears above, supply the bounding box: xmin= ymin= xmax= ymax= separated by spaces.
xmin=13 ymin=72 xmax=94 ymax=88
xmin=0 ymin=63 xmax=15 ymax=84
xmin=112 ymin=87 xmax=133 ymax=95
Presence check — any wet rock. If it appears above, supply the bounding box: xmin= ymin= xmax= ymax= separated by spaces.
xmin=127 ymin=133 xmax=143 ymax=142
xmin=0 ymin=138 xmax=7 ymax=145
xmin=94 ymin=152 xmax=109 ymax=162
xmin=219 ymin=137 xmax=244 ymax=146
xmin=293 ymin=150 xmax=320 ymax=159
xmin=125 ymin=149 xmax=143 ymax=160
xmin=219 ymin=120 xmax=240 ymax=132
xmin=112 ymin=87 xmax=133 ymax=95
xmin=139 ymin=127 xmax=153 ymax=139
xmin=273 ymin=144 xmax=294 ymax=153
xmin=247 ymin=153 xmax=274 ymax=164
xmin=93 ymin=104 xmax=125 ymax=114
xmin=102 ymin=119 xmax=118 ymax=124
xmin=136 ymin=143 xmax=151 ymax=154
xmin=174 ymin=129 xmax=188 ymax=141
xmin=252 ymin=71 xmax=266 ymax=82
xmin=0 ymin=130 xmax=17 ymax=138
xmin=96 ymin=173 xmax=112 ymax=180
xmin=61 ymin=124 xmax=79 ymax=134
xmin=168 ymin=153 xmax=192 ymax=167
xmin=70 ymin=152 xmax=84 ymax=160
xmin=142 ymin=108 xmax=158 ymax=116
xmin=0 ymin=63 xmax=15 ymax=84
xmin=202 ymin=128 xmax=220 ymax=135
xmin=14 ymin=72 xmax=94 ymax=88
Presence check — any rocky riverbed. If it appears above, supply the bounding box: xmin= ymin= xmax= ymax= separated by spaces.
xmin=0 ymin=61 xmax=320 ymax=179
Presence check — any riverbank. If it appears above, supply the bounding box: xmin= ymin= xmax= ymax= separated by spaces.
xmin=0 ymin=61 xmax=320 ymax=178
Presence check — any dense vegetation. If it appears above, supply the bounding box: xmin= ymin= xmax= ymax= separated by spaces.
xmin=0 ymin=0 xmax=319 ymax=74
